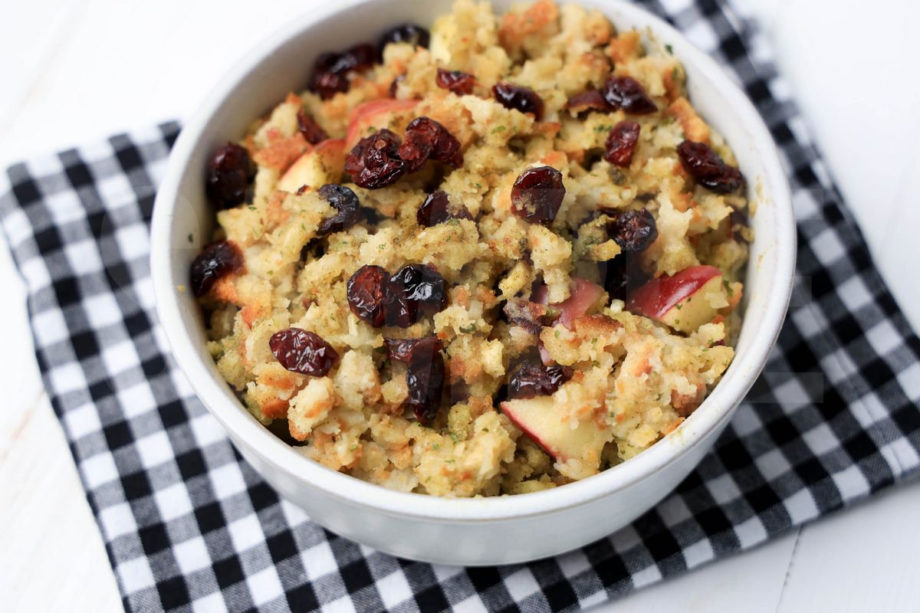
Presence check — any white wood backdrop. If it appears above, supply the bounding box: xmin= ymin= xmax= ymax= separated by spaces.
xmin=1 ymin=1 xmax=918 ymax=611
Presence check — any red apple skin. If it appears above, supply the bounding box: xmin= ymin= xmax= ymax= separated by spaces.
xmin=501 ymin=399 xmax=558 ymax=458
xmin=556 ymin=278 xmax=606 ymax=328
xmin=500 ymin=397 xmax=612 ymax=479
xmin=627 ymin=265 xmax=722 ymax=319
xmin=345 ymin=99 xmax=419 ymax=149
xmin=317 ymin=137 xmax=345 ymax=153
xmin=532 ymin=277 xmax=606 ymax=329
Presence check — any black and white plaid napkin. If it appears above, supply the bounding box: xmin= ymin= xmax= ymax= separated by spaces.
xmin=2 ymin=0 xmax=919 ymax=611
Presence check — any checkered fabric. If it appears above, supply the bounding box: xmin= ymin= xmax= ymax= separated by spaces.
xmin=2 ymin=0 xmax=919 ymax=610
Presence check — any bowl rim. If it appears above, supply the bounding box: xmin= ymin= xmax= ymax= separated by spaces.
xmin=151 ymin=0 xmax=796 ymax=522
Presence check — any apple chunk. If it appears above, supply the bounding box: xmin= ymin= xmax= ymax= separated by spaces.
xmin=501 ymin=396 xmax=611 ymax=480
xmin=627 ymin=265 xmax=728 ymax=333
xmin=277 ymin=138 xmax=345 ymax=193
xmin=533 ymin=277 xmax=606 ymax=364
xmin=533 ymin=277 xmax=606 ymax=328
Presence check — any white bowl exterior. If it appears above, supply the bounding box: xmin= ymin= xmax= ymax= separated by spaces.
xmin=232 ymin=409 xmax=731 ymax=565
xmin=151 ymin=0 xmax=795 ymax=565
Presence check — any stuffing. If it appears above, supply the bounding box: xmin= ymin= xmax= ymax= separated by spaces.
xmin=194 ymin=0 xmax=750 ymax=496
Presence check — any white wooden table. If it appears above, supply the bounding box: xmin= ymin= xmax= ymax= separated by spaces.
xmin=1 ymin=1 xmax=918 ymax=611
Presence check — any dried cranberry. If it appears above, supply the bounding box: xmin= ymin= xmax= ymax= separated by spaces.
xmin=296 ymin=110 xmax=329 ymax=144
xmin=347 ymin=265 xmax=389 ymax=327
xmin=385 ymin=264 xmax=447 ymax=327
xmin=311 ymin=71 xmax=349 ymax=100
xmin=605 ymin=209 xmax=658 ymax=252
xmin=417 ymin=191 xmax=450 ymax=226
xmin=312 ymin=53 xmax=342 ymax=75
xmin=345 ymin=129 xmax=407 ymax=189
xmin=309 ymin=44 xmax=377 ymax=100
xmin=385 ymin=336 xmax=443 ymax=362
xmin=416 ymin=190 xmax=472 ymax=227
xmin=347 ymin=43 xmax=377 ymax=71
xmin=603 ymin=76 xmax=657 ymax=114
xmin=492 ymin=83 xmax=544 ymax=120
xmin=604 ymin=121 xmax=640 ymax=167
xmin=206 ymin=143 xmax=253 ymax=209
xmin=269 ymin=328 xmax=339 ymax=376
xmin=600 ymin=252 xmax=649 ymax=301
xmin=317 ymin=184 xmax=361 ymax=235
xmin=383 ymin=291 xmax=413 ymax=328
xmin=310 ymin=53 xmax=349 ymax=99
xmin=398 ymin=117 xmax=463 ymax=172
xmin=510 ymin=166 xmax=565 ymax=224
xmin=676 ymin=140 xmax=744 ymax=194
xmin=316 ymin=45 xmax=375 ymax=76
xmin=565 ymin=90 xmax=612 ymax=114
xmin=405 ymin=346 xmax=445 ymax=425
xmin=392 ymin=264 xmax=447 ymax=317
xmin=190 ymin=241 xmax=243 ymax=297
xmin=436 ymin=68 xmax=475 ymax=95
xmin=507 ymin=359 xmax=572 ymax=399
xmin=379 ymin=23 xmax=430 ymax=54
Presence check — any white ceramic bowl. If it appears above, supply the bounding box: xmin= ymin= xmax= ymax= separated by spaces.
xmin=151 ymin=0 xmax=795 ymax=566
